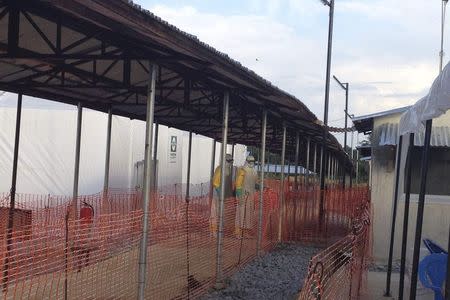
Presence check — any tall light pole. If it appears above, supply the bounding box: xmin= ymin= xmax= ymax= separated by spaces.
xmin=318 ymin=0 xmax=335 ymax=225
xmin=333 ymin=75 xmax=349 ymax=188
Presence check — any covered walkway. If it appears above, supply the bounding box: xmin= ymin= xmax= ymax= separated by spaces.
xmin=0 ymin=1 xmax=363 ymax=299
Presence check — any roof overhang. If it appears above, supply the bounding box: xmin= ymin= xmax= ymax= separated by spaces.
xmin=0 ymin=0 xmax=352 ymax=168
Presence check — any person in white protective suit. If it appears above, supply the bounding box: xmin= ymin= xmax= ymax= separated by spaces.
xmin=234 ymin=155 xmax=258 ymax=238
xmin=210 ymin=154 xmax=236 ymax=233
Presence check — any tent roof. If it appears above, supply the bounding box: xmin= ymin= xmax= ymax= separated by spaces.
xmin=0 ymin=0 xmax=351 ymax=167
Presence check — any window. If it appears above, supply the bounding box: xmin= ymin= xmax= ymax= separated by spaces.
xmin=405 ymin=147 xmax=450 ymax=196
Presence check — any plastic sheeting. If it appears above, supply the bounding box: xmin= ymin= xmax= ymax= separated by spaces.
xmin=399 ymin=61 xmax=450 ymax=135
xmin=0 ymin=100 xmax=246 ymax=195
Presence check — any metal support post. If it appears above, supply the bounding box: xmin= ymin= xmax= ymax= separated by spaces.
xmin=257 ymin=109 xmax=267 ymax=256
xmin=319 ymin=145 xmax=325 ymax=225
xmin=399 ymin=133 xmax=414 ymax=299
xmin=278 ymin=125 xmax=287 ymax=242
xmin=314 ymin=143 xmax=317 ymax=185
xmin=215 ymin=91 xmax=229 ymax=287
xmin=186 ymin=131 xmax=193 ymax=200
xmin=137 ymin=63 xmax=157 ymax=300
xmin=231 ymin=143 xmax=235 ymax=161
xmin=410 ymin=120 xmax=432 ymax=300
xmin=306 ymin=137 xmax=311 ymax=188
xmin=294 ymin=132 xmax=300 ymax=190
xmin=103 ymin=107 xmax=112 ymax=214
xmin=153 ymin=122 xmax=159 ymax=190
xmin=72 ymin=102 xmax=82 ymax=219
xmin=210 ymin=139 xmax=216 ymax=199
xmin=384 ymin=135 xmax=403 ymax=297
xmin=446 ymin=224 xmax=450 ymax=298
xmin=2 ymin=93 xmax=22 ymax=291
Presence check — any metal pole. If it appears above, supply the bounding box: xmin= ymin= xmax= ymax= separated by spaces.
xmin=72 ymin=102 xmax=82 ymax=219
xmin=294 ymin=132 xmax=300 ymax=190
xmin=306 ymin=137 xmax=311 ymax=188
xmin=185 ymin=131 xmax=193 ymax=297
xmin=231 ymin=143 xmax=235 ymax=161
xmin=138 ymin=63 xmax=156 ymax=300
xmin=410 ymin=120 xmax=432 ymax=300
xmin=319 ymin=0 xmax=334 ymax=231
xmin=2 ymin=93 xmax=22 ymax=291
xmin=384 ymin=134 xmax=403 ymax=297
xmin=399 ymin=133 xmax=414 ymax=299
xmin=210 ymin=139 xmax=216 ymax=199
xmin=215 ymin=91 xmax=229 ymax=287
xmin=257 ymin=109 xmax=267 ymax=256
xmin=153 ymin=122 xmax=159 ymax=190
xmin=344 ymin=83 xmax=349 ymax=152
xmin=314 ymin=143 xmax=317 ymax=184
xmin=446 ymin=224 xmax=450 ymax=299
xmin=410 ymin=3 xmax=447 ymax=294
xmin=186 ymin=131 xmax=193 ymax=199
xmin=278 ymin=125 xmax=287 ymax=242
xmin=103 ymin=107 xmax=112 ymax=214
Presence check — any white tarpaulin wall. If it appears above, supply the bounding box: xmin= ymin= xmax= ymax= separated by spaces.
xmin=399 ymin=60 xmax=450 ymax=135
xmin=0 ymin=95 xmax=246 ymax=196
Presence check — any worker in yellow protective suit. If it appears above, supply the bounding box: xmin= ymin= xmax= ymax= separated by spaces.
xmin=234 ymin=155 xmax=258 ymax=238
xmin=210 ymin=154 xmax=236 ymax=233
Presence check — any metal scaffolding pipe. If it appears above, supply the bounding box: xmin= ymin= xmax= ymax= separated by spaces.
xmin=306 ymin=137 xmax=311 ymax=187
xmin=410 ymin=120 xmax=432 ymax=300
xmin=294 ymin=132 xmax=300 ymax=190
xmin=278 ymin=125 xmax=287 ymax=242
xmin=186 ymin=131 xmax=193 ymax=199
xmin=314 ymin=143 xmax=317 ymax=184
xmin=210 ymin=139 xmax=216 ymax=199
xmin=138 ymin=63 xmax=157 ymax=300
xmin=384 ymin=134 xmax=403 ymax=297
xmin=72 ymin=102 xmax=82 ymax=219
xmin=102 ymin=107 xmax=112 ymax=214
xmin=215 ymin=91 xmax=229 ymax=287
xmin=2 ymin=93 xmax=22 ymax=291
xmin=257 ymin=109 xmax=267 ymax=256
xmin=153 ymin=122 xmax=159 ymax=190
xmin=399 ymin=133 xmax=414 ymax=299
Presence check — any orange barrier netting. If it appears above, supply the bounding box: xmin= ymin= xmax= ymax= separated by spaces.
xmin=283 ymin=186 xmax=370 ymax=245
xmin=297 ymin=187 xmax=371 ymax=300
xmin=0 ymin=183 xmax=370 ymax=299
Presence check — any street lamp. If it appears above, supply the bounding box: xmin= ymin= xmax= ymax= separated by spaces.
xmin=318 ymin=0 xmax=335 ymax=225
xmin=332 ymin=75 xmax=349 ymax=153
xmin=333 ymin=75 xmax=349 ymax=188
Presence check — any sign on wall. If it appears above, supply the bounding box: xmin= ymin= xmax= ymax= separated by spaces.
xmin=169 ymin=136 xmax=177 ymax=163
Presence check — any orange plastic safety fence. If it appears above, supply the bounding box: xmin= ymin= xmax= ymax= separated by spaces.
xmin=0 ymin=182 xmax=283 ymax=300
xmin=298 ymin=187 xmax=371 ymax=300
xmin=0 ymin=183 xmax=370 ymax=300
xmin=283 ymin=186 xmax=370 ymax=245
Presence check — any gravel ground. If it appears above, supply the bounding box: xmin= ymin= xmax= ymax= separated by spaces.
xmin=202 ymin=243 xmax=322 ymax=300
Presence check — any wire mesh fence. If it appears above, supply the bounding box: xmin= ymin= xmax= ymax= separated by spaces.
xmin=0 ymin=182 xmax=370 ymax=299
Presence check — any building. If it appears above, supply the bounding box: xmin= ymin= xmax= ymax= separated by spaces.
xmin=353 ymin=106 xmax=450 ymax=265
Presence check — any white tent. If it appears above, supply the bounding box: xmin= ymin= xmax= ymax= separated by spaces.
xmin=0 ymin=95 xmax=246 ymax=196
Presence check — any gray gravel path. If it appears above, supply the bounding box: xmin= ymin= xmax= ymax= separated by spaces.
xmin=202 ymin=243 xmax=322 ymax=300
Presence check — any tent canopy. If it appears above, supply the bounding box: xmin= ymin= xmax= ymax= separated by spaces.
xmin=399 ymin=61 xmax=450 ymax=135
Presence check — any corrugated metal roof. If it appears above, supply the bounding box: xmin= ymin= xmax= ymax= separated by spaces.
xmin=371 ymin=123 xmax=450 ymax=147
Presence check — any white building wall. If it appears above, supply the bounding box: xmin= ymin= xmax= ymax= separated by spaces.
xmin=370 ymin=112 xmax=450 ymax=265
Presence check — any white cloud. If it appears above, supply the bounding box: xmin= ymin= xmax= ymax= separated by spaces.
xmin=148 ymin=1 xmax=448 ymax=144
